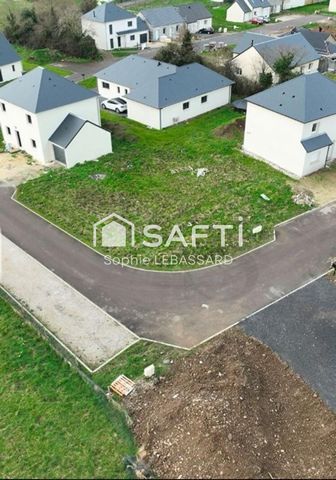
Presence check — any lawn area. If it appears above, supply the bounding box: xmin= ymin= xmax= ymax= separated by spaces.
xmin=16 ymin=46 xmax=74 ymax=76
xmin=17 ymin=107 xmax=307 ymax=270
xmin=0 ymin=293 xmax=136 ymax=478
xmin=279 ymin=0 xmax=330 ymax=14
xmin=79 ymin=76 xmax=98 ymax=89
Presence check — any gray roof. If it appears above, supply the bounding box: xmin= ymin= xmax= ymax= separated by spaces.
xmin=287 ymin=28 xmax=335 ymax=56
xmin=177 ymin=3 xmax=212 ymax=23
xmin=0 ymin=32 xmax=20 ymax=67
xmin=0 ymin=67 xmax=97 ymax=113
xmin=117 ymin=17 xmax=148 ymax=35
xmin=301 ymin=133 xmax=333 ymax=152
xmin=126 ymin=62 xmax=233 ymax=108
xmin=246 ymin=72 xmax=336 ymax=123
xmin=248 ymin=0 xmax=271 ymax=8
xmin=254 ymin=33 xmax=320 ymax=67
xmin=96 ymin=55 xmax=176 ymax=88
xmin=235 ymin=0 xmax=253 ymax=13
xmin=82 ymin=2 xmax=134 ymax=23
xmin=49 ymin=114 xmax=86 ymax=148
xmin=233 ymin=32 xmax=273 ymax=54
xmin=140 ymin=6 xmax=184 ymax=27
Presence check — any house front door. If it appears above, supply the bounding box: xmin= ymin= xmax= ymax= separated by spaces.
xmin=140 ymin=33 xmax=148 ymax=44
xmin=110 ymin=38 xmax=114 ymax=49
xmin=15 ymin=130 xmax=22 ymax=148
xmin=117 ymin=36 xmax=121 ymax=47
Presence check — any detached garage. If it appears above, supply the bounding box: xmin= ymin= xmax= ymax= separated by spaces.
xmin=49 ymin=114 xmax=112 ymax=168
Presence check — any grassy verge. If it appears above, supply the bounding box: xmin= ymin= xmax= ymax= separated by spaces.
xmin=79 ymin=76 xmax=98 ymax=89
xmin=17 ymin=107 xmax=307 ymax=270
xmin=112 ymin=48 xmax=140 ymax=58
xmin=0 ymin=293 xmax=136 ymax=478
xmin=277 ymin=0 xmax=329 ymax=14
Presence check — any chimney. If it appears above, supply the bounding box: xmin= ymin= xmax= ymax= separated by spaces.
xmin=157 ymin=61 xmax=161 ymax=66
xmin=251 ymin=39 xmax=254 ymax=46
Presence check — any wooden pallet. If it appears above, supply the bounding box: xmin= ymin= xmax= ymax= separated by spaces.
xmin=109 ymin=374 xmax=135 ymax=397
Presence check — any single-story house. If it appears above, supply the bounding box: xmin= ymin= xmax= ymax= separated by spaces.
xmin=226 ymin=0 xmax=271 ymax=24
xmin=139 ymin=3 xmax=212 ymax=41
xmin=232 ymin=31 xmax=273 ymax=57
xmin=96 ymin=55 xmax=233 ymax=129
xmin=0 ymin=32 xmax=23 ymax=83
xmin=81 ymin=2 xmax=149 ymax=50
xmin=231 ymin=32 xmax=320 ymax=83
xmin=0 ymin=67 xmax=112 ymax=167
xmin=243 ymin=72 xmax=336 ymax=177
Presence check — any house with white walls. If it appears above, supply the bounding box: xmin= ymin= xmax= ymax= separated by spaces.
xmin=81 ymin=2 xmax=149 ymax=50
xmin=226 ymin=0 xmax=271 ymax=23
xmin=139 ymin=3 xmax=212 ymax=41
xmin=96 ymin=55 xmax=233 ymax=129
xmin=231 ymin=33 xmax=320 ymax=83
xmin=330 ymin=0 xmax=336 ymax=12
xmin=0 ymin=32 xmax=23 ymax=83
xmin=243 ymin=73 xmax=336 ymax=177
xmin=0 ymin=67 xmax=112 ymax=168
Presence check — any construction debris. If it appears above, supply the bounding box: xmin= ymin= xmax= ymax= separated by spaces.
xmin=144 ymin=364 xmax=155 ymax=378
xmin=292 ymin=191 xmax=315 ymax=207
xmin=109 ymin=374 xmax=135 ymax=397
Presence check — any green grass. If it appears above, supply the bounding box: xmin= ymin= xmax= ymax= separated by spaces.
xmin=112 ymin=48 xmax=140 ymax=58
xmin=93 ymin=341 xmax=185 ymax=390
xmin=278 ymin=0 xmax=329 ymax=14
xmin=79 ymin=76 xmax=98 ymax=89
xmin=17 ymin=46 xmax=73 ymax=76
xmin=0 ymin=293 xmax=136 ymax=478
xmin=17 ymin=107 xmax=307 ymax=270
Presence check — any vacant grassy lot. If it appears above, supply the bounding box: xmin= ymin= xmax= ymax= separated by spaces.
xmin=0 ymin=294 xmax=136 ymax=478
xmin=17 ymin=107 xmax=307 ymax=270
xmin=280 ymin=0 xmax=329 ymax=14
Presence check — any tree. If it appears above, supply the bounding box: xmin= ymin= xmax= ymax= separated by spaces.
xmin=273 ymin=51 xmax=297 ymax=83
xmin=154 ymin=30 xmax=201 ymax=66
xmin=259 ymin=70 xmax=273 ymax=89
xmin=80 ymin=0 xmax=98 ymax=14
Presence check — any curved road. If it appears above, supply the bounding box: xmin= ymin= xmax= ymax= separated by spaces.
xmin=0 ymin=186 xmax=335 ymax=347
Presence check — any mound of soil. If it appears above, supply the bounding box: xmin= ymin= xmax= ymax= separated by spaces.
xmin=214 ymin=118 xmax=245 ymax=139
xmin=126 ymin=329 xmax=336 ymax=479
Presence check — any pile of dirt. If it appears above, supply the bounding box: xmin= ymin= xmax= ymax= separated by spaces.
xmin=214 ymin=118 xmax=245 ymax=139
xmin=126 ymin=329 xmax=336 ymax=479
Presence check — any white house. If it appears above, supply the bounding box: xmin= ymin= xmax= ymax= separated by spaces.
xmin=81 ymin=2 xmax=149 ymax=50
xmin=226 ymin=0 xmax=271 ymax=23
xmin=243 ymin=73 xmax=336 ymax=178
xmin=330 ymin=0 xmax=336 ymax=12
xmin=0 ymin=67 xmax=112 ymax=168
xmin=139 ymin=3 xmax=212 ymax=41
xmin=0 ymin=32 xmax=23 ymax=83
xmin=96 ymin=55 xmax=233 ymax=129
xmin=231 ymin=33 xmax=320 ymax=83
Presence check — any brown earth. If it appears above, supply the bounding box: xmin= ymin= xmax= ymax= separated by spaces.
xmin=126 ymin=329 xmax=336 ymax=479
xmin=214 ymin=118 xmax=245 ymax=139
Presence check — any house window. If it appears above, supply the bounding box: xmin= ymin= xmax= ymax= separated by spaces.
xmin=109 ymin=24 xmax=113 ymax=35
xmin=31 ymin=139 xmax=37 ymax=148
xmin=6 ymin=126 xmax=11 ymax=135
xmin=312 ymin=122 xmax=318 ymax=132
xmin=128 ymin=20 xmax=133 ymax=27
xmin=130 ymin=34 xmax=135 ymax=41
xmin=117 ymin=86 xmax=121 ymax=93
xmin=110 ymin=39 xmax=114 ymax=49
xmin=176 ymin=25 xmax=179 ymax=31
xmin=1 ymin=102 xmax=6 ymax=111
xmin=102 ymin=82 xmax=110 ymax=89
xmin=204 ymin=19 xmax=208 ymax=24
xmin=308 ymin=62 xmax=313 ymax=70
xmin=27 ymin=114 xmax=32 ymax=124
xmin=201 ymin=95 xmax=207 ymax=103
xmin=163 ymin=28 xmax=166 ymax=34
xmin=183 ymin=101 xmax=189 ymax=110
xmin=12 ymin=65 xmax=15 ymax=71
xmin=125 ymin=88 xmax=128 ymax=94
xmin=236 ymin=67 xmax=242 ymax=75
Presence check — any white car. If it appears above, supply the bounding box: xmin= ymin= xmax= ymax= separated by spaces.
xmin=101 ymin=97 xmax=127 ymax=113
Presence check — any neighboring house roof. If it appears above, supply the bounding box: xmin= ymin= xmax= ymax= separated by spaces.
xmin=235 ymin=0 xmax=252 ymax=13
xmin=96 ymin=55 xmax=177 ymax=88
xmin=140 ymin=6 xmax=184 ymax=27
xmin=117 ymin=18 xmax=148 ymax=35
xmin=301 ymin=133 xmax=333 ymax=153
xmin=233 ymin=32 xmax=273 ymax=55
xmin=49 ymin=114 xmax=87 ymax=148
xmin=126 ymin=62 xmax=234 ymax=108
xmin=177 ymin=3 xmax=212 ymax=23
xmin=231 ymin=0 xmax=270 ymax=13
xmin=246 ymin=72 xmax=336 ymax=123
xmin=287 ymin=28 xmax=336 ymax=56
xmin=253 ymin=33 xmax=320 ymax=67
xmin=0 ymin=32 xmax=20 ymax=67
xmin=0 ymin=67 xmax=97 ymax=113
xmin=82 ymin=2 xmax=134 ymax=23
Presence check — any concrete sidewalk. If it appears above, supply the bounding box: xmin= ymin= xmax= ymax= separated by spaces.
xmin=0 ymin=235 xmax=138 ymax=371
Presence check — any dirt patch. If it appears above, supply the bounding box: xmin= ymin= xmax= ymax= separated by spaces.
xmin=290 ymin=163 xmax=336 ymax=206
xmin=214 ymin=118 xmax=245 ymax=139
xmin=0 ymin=152 xmax=51 ymax=186
xmin=126 ymin=329 xmax=336 ymax=479
xmin=101 ymin=119 xmax=137 ymax=143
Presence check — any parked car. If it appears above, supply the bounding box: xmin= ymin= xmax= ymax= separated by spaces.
xmin=197 ymin=27 xmax=214 ymax=34
xmin=251 ymin=17 xmax=264 ymax=24
xmin=101 ymin=97 xmax=127 ymax=113
xmin=262 ymin=16 xmax=270 ymax=23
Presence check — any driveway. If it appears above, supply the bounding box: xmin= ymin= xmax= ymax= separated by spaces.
xmin=241 ymin=275 xmax=336 ymax=412
xmin=0 ymin=186 xmax=336 ymax=348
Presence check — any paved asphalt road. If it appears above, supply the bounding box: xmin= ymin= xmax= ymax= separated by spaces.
xmin=1 ymin=186 xmax=336 ymax=348
xmin=242 ymin=275 xmax=336 ymax=412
